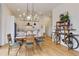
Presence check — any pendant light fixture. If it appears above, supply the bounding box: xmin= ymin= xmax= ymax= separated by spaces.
xmin=18 ymin=3 xmax=39 ymax=22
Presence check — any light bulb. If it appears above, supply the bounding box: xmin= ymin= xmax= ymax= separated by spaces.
xmin=27 ymin=16 xmax=31 ymax=20
xmin=17 ymin=9 xmax=20 ymax=11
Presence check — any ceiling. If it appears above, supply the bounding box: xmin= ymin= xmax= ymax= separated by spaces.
xmin=6 ymin=3 xmax=62 ymax=17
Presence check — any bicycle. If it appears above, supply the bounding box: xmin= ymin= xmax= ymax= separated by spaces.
xmin=53 ymin=31 xmax=79 ymax=49
xmin=62 ymin=32 xmax=79 ymax=49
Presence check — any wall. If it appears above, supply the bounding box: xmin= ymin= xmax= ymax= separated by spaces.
xmin=52 ymin=4 xmax=79 ymax=51
xmin=42 ymin=15 xmax=52 ymax=36
xmin=16 ymin=15 xmax=52 ymax=37
xmin=0 ymin=4 xmax=15 ymax=45
xmin=0 ymin=4 xmax=2 ymax=45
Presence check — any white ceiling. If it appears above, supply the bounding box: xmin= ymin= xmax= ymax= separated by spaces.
xmin=6 ymin=3 xmax=62 ymax=17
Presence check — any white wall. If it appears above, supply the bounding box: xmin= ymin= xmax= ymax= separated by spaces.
xmin=39 ymin=15 xmax=52 ymax=37
xmin=16 ymin=15 xmax=52 ymax=37
xmin=0 ymin=4 xmax=2 ymax=45
xmin=0 ymin=4 xmax=15 ymax=45
xmin=44 ymin=16 xmax=52 ymax=37
xmin=52 ymin=4 xmax=79 ymax=51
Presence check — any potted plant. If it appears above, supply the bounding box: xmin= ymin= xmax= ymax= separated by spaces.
xmin=60 ymin=12 xmax=69 ymax=22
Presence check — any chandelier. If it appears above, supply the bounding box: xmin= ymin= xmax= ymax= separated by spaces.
xmin=18 ymin=3 xmax=39 ymax=21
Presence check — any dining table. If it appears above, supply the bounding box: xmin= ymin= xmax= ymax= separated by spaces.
xmin=15 ymin=36 xmax=36 ymax=45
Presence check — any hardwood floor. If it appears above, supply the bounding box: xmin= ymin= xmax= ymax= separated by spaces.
xmin=0 ymin=35 xmax=79 ymax=56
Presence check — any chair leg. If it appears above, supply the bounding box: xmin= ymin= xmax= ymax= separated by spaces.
xmin=8 ymin=45 xmax=11 ymax=56
xmin=16 ymin=45 xmax=22 ymax=56
xmin=8 ymin=47 xmax=10 ymax=55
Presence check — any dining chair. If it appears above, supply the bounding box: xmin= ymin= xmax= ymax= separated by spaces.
xmin=7 ymin=34 xmax=22 ymax=56
xmin=7 ymin=34 xmax=12 ymax=55
xmin=34 ymin=29 xmax=44 ymax=50
xmin=35 ymin=37 xmax=44 ymax=50
xmin=15 ymin=40 xmax=23 ymax=56
xmin=25 ymin=35 xmax=35 ymax=56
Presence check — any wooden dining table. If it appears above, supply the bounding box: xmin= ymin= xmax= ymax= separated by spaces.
xmin=15 ymin=33 xmax=45 ymax=46
xmin=15 ymin=36 xmax=36 ymax=45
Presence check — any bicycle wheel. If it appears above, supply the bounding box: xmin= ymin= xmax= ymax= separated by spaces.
xmin=54 ymin=33 xmax=60 ymax=44
xmin=65 ymin=36 xmax=79 ymax=49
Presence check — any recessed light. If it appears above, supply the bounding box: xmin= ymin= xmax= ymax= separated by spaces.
xmin=17 ymin=9 xmax=20 ymax=11
xmin=19 ymin=14 xmax=22 ymax=17
xmin=23 ymin=12 xmax=26 ymax=16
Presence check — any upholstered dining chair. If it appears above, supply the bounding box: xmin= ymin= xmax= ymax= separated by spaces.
xmin=25 ymin=34 xmax=35 ymax=55
xmin=35 ymin=37 xmax=44 ymax=50
xmin=34 ymin=29 xmax=44 ymax=50
xmin=7 ymin=34 xmax=12 ymax=55
xmin=15 ymin=39 xmax=23 ymax=56
xmin=7 ymin=34 xmax=22 ymax=56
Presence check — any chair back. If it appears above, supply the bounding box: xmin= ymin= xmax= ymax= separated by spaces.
xmin=7 ymin=34 xmax=12 ymax=42
xmin=24 ymin=36 xmax=35 ymax=48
